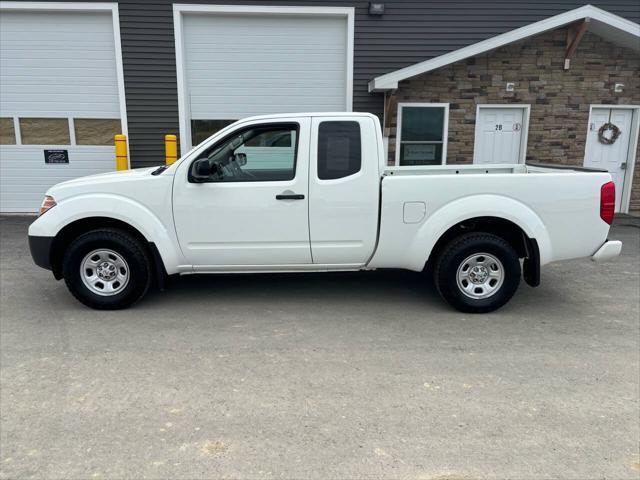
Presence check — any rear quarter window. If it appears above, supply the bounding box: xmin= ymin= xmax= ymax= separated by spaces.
xmin=317 ymin=121 xmax=361 ymax=180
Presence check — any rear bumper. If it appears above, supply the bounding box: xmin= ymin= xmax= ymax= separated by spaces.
xmin=591 ymin=240 xmax=622 ymax=263
xmin=28 ymin=235 xmax=53 ymax=271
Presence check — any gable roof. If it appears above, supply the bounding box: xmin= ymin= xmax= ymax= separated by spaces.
xmin=369 ymin=5 xmax=640 ymax=92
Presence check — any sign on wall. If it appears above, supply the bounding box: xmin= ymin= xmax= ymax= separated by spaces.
xmin=403 ymin=144 xmax=436 ymax=162
xmin=44 ymin=150 xmax=69 ymax=164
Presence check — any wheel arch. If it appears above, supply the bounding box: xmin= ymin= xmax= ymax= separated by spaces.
xmin=50 ymin=217 xmax=168 ymax=285
xmin=30 ymin=193 xmax=184 ymax=278
xmin=425 ymin=216 xmax=541 ymax=287
xmin=402 ymin=195 xmax=551 ymax=278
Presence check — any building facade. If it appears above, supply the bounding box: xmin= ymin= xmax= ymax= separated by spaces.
xmin=382 ymin=23 xmax=640 ymax=213
xmin=0 ymin=0 xmax=639 ymax=213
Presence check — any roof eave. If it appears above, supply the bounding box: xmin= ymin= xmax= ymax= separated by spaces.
xmin=368 ymin=79 xmax=398 ymax=93
xmin=369 ymin=4 xmax=640 ymax=92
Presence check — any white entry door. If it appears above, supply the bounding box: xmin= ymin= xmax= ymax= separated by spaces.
xmin=474 ymin=107 xmax=527 ymax=164
xmin=584 ymin=108 xmax=634 ymax=212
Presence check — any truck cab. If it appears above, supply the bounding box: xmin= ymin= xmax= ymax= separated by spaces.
xmin=172 ymin=113 xmax=381 ymax=269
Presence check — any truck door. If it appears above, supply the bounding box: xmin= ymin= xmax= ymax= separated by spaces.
xmin=309 ymin=116 xmax=380 ymax=265
xmin=172 ymin=118 xmax=312 ymax=267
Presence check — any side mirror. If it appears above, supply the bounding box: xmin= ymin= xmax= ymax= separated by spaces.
xmin=191 ymin=158 xmax=212 ymax=181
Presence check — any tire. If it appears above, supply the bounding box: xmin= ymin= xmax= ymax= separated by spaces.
xmin=62 ymin=228 xmax=152 ymax=310
xmin=434 ymin=232 xmax=521 ymax=313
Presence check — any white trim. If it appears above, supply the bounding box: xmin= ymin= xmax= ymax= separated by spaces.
xmin=110 ymin=3 xmax=130 ymax=166
xmin=394 ymin=103 xmax=449 ymax=167
xmin=0 ymin=1 xmax=130 ymax=164
xmin=173 ymin=4 xmax=355 ymax=15
xmin=472 ymin=104 xmax=531 ymax=164
xmin=345 ymin=11 xmax=354 ymax=113
xmin=584 ymin=104 xmax=640 ymax=214
xmin=12 ymin=117 xmax=21 ymax=146
xmin=68 ymin=117 xmax=76 ymax=146
xmin=369 ymin=5 xmax=640 ymax=92
xmin=0 ymin=2 xmax=119 ymax=11
xmin=172 ymin=4 xmax=355 ymax=154
xmin=173 ymin=6 xmax=190 ymax=155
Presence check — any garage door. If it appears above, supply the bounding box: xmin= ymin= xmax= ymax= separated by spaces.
xmin=180 ymin=10 xmax=350 ymax=148
xmin=0 ymin=9 xmax=124 ymax=213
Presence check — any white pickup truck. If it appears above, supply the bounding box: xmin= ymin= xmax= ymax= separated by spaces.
xmin=28 ymin=112 xmax=622 ymax=313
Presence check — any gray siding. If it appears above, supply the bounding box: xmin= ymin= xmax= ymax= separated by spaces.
xmin=21 ymin=0 xmax=640 ymax=167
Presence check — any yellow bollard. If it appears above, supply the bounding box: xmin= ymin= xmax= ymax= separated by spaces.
xmin=114 ymin=134 xmax=128 ymax=171
xmin=165 ymin=134 xmax=177 ymax=165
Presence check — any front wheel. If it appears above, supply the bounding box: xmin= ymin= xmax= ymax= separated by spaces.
xmin=434 ymin=232 xmax=521 ymax=313
xmin=62 ymin=229 xmax=152 ymax=310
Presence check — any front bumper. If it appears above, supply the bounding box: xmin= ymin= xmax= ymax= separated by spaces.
xmin=28 ymin=235 xmax=54 ymax=271
xmin=591 ymin=240 xmax=622 ymax=263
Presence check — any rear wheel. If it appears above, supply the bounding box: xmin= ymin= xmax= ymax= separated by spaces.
xmin=62 ymin=229 xmax=151 ymax=309
xmin=434 ymin=232 xmax=521 ymax=313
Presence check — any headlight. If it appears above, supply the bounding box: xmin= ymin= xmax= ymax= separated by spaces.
xmin=39 ymin=195 xmax=56 ymax=216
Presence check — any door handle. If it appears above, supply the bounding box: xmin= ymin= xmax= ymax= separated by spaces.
xmin=276 ymin=193 xmax=305 ymax=200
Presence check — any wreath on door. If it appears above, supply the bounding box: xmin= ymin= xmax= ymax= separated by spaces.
xmin=598 ymin=122 xmax=621 ymax=145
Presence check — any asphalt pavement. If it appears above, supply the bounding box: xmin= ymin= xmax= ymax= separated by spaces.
xmin=1 ymin=215 xmax=639 ymax=480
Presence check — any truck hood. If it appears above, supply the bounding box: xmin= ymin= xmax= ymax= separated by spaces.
xmin=47 ymin=166 xmax=172 ymax=202
xmin=50 ymin=167 xmax=158 ymax=190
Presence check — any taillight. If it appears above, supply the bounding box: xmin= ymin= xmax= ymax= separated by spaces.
xmin=600 ymin=181 xmax=615 ymax=225
xmin=39 ymin=195 xmax=56 ymax=216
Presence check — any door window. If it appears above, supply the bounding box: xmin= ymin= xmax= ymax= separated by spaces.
xmin=396 ymin=104 xmax=449 ymax=166
xmin=0 ymin=118 xmax=16 ymax=145
xmin=191 ymin=119 xmax=235 ymax=145
xmin=193 ymin=123 xmax=298 ymax=182
xmin=19 ymin=118 xmax=70 ymax=145
xmin=317 ymin=121 xmax=361 ymax=180
xmin=74 ymin=119 xmax=121 ymax=145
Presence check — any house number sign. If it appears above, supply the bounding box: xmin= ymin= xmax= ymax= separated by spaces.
xmin=494 ymin=123 xmax=522 ymax=131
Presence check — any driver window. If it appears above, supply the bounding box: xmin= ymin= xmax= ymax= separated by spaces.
xmin=198 ymin=123 xmax=298 ymax=182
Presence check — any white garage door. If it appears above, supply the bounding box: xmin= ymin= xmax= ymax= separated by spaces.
xmin=180 ymin=11 xmax=350 ymax=148
xmin=0 ymin=10 xmax=124 ymax=213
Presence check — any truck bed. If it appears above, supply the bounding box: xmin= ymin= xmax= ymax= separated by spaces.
xmin=369 ymin=163 xmax=613 ymax=271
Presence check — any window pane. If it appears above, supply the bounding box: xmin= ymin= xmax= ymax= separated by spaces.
xmin=245 ymin=130 xmax=292 ymax=147
xmin=74 ymin=119 xmax=121 ymax=145
xmin=0 ymin=118 xmax=16 ymax=145
xmin=200 ymin=123 xmax=298 ymax=182
xmin=20 ymin=118 xmax=70 ymax=145
xmin=317 ymin=121 xmax=361 ymax=180
xmin=400 ymin=143 xmax=443 ymax=166
xmin=191 ymin=119 xmax=235 ymax=145
xmin=401 ymin=107 xmax=444 ymax=142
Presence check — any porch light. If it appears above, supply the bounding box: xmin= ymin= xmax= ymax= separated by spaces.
xmin=368 ymin=2 xmax=385 ymax=15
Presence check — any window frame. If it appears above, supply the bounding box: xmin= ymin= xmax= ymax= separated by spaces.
xmin=0 ymin=116 xmax=122 ymax=147
xmin=395 ymin=102 xmax=449 ymax=166
xmin=187 ymin=121 xmax=301 ymax=184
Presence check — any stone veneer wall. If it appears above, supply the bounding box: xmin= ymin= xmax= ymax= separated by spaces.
xmin=388 ymin=29 xmax=640 ymax=212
